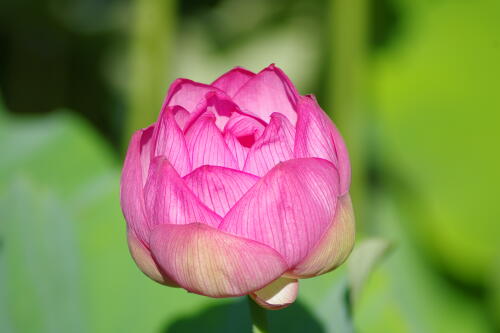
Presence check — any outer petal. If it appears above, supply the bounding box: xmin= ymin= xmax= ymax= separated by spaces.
xmin=250 ymin=277 xmax=299 ymax=310
xmin=138 ymin=126 xmax=155 ymax=185
xmin=220 ymin=158 xmax=340 ymax=267
xmin=151 ymin=108 xmax=192 ymax=176
xmin=127 ymin=229 xmax=178 ymax=286
xmin=233 ymin=64 xmax=299 ymax=124
xmin=149 ymin=223 xmax=288 ymax=297
xmin=144 ymin=157 xmax=222 ymax=228
xmin=184 ymin=165 xmax=259 ymax=217
xmin=288 ymin=194 xmax=355 ymax=278
xmin=243 ymin=113 xmax=296 ymax=176
xmin=211 ymin=67 xmax=255 ymax=97
xmin=185 ymin=112 xmax=238 ymax=170
xmin=295 ymin=95 xmax=351 ymax=195
xmin=121 ymin=126 xmax=154 ymax=244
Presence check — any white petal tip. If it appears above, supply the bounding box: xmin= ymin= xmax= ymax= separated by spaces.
xmin=250 ymin=277 xmax=299 ymax=310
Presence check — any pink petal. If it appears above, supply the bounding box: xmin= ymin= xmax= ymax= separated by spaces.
xmin=243 ymin=113 xmax=296 ymax=177
xmin=164 ymin=78 xmax=218 ymax=112
xmin=233 ymin=64 xmax=299 ymax=124
xmin=220 ymin=158 xmax=340 ymax=267
xmin=121 ymin=126 xmax=154 ymax=244
xmin=184 ymin=165 xmax=259 ymax=217
xmin=183 ymin=90 xmax=254 ymax=133
xmin=223 ymin=114 xmax=266 ymax=169
xmin=288 ymin=194 xmax=355 ymax=277
xmin=149 ymin=223 xmax=288 ymax=297
xmin=294 ymin=95 xmax=351 ymax=195
xmin=171 ymin=105 xmax=190 ymax=130
xmin=139 ymin=126 xmax=155 ymax=185
xmin=151 ymin=108 xmax=192 ymax=176
xmin=224 ymin=131 xmax=249 ymax=170
xmin=224 ymin=113 xmax=266 ymax=140
xmin=144 ymin=157 xmax=222 ymax=228
xmin=127 ymin=229 xmax=178 ymax=286
xmin=212 ymin=67 xmax=256 ymax=97
xmin=204 ymin=91 xmax=241 ymax=131
xmin=185 ymin=112 xmax=238 ymax=170
xmin=250 ymin=277 xmax=299 ymax=310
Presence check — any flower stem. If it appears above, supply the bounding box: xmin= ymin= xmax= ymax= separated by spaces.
xmin=328 ymin=0 xmax=369 ymax=232
xmin=248 ymin=296 xmax=269 ymax=333
xmin=126 ymin=0 xmax=176 ymax=148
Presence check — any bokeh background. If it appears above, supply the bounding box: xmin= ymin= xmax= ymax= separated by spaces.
xmin=1 ymin=0 xmax=499 ymax=332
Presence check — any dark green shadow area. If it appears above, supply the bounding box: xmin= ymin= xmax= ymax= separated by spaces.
xmin=163 ymin=298 xmax=324 ymax=333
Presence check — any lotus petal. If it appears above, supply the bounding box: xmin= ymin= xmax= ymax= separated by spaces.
xmin=127 ymin=229 xmax=177 ymax=286
xmin=233 ymin=64 xmax=299 ymax=124
xmin=250 ymin=277 xmax=298 ymax=310
xmin=144 ymin=157 xmax=222 ymax=227
xmin=224 ymin=131 xmax=250 ymax=170
xmin=220 ymin=158 xmax=340 ymax=267
xmin=151 ymin=109 xmax=192 ymax=176
xmin=295 ymin=95 xmax=351 ymax=195
xmin=185 ymin=112 xmax=238 ymax=170
xmin=212 ymin=67 xmax=255 ymax=97
xmin=121 ymin=127 xmax=154 ymax=243
xmin=289 ymin=194 xmax=355 ymax=277
xmin=243 ymin=113 xmax=296 ymax=176
xmin=184 ymin=165 xmax=259 ymax=217
xmin=149 ymin=223 xmax=288 ymax=297
xmin=164 ymin=78 xmax=219 ymax=112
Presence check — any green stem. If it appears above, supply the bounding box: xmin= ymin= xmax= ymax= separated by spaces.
xmin=248 ymin=296 xmax=269 ymax=333
xmin=328 ymin=0 xmax=369 ymax=232
xmin=126 ymin=0 xmax=176 ymax=148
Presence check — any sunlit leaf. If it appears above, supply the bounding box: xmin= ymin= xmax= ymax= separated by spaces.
xmin=354 ymin=194 xmax=493 ymax=333
xmin=348 ymin=238 xmax=391 ymax=305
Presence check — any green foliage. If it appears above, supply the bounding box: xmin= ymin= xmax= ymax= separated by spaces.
xmin=373 ymin=0 xmax=500 ymax=284
xmin=348 ymin=238 xmax=391 ymax=305
xmin=0 ymin=110 xmax=218 ymax=332
xmin=354 ymin=196 xmax=493 ymax=333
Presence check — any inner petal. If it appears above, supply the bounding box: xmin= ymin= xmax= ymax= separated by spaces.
xmin=224 ymin=114 xmax=266 ymax=144
xmin=183 ymin=91 xmax=244 ymax=134
xmin=205 ymin=92 xmax=238 ymax=130
xmin=237 ymin=134 xmax=256 ymax=148
xmin=171 ymin=105 xmax=190 ymax=130
xmin=223 ymin=114 xmax=267 ymax=169
xmin=242 ymin=113 xmax=296 ymax=177
xmin=184 ymin=112 xmax=238 ymax=170
xmin=183 ymin=165 xmax=259 ymax=217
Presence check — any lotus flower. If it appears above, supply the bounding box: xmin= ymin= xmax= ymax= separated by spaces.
xmin=121 ymin=64 xmax=355 ymax=309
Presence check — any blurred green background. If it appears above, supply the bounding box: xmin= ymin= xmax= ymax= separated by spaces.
xmin=1 ymin=0 xmax=499 ymax=332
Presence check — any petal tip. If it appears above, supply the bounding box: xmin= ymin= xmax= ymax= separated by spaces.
xmin=250 ymin=277 xmax=299 ymax=310
xmin=127 ymin=230 xmax=178 ymax=287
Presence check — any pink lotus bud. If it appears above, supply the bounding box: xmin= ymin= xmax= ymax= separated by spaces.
xmin=121 ymin=65 xmax=355 ymax=309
